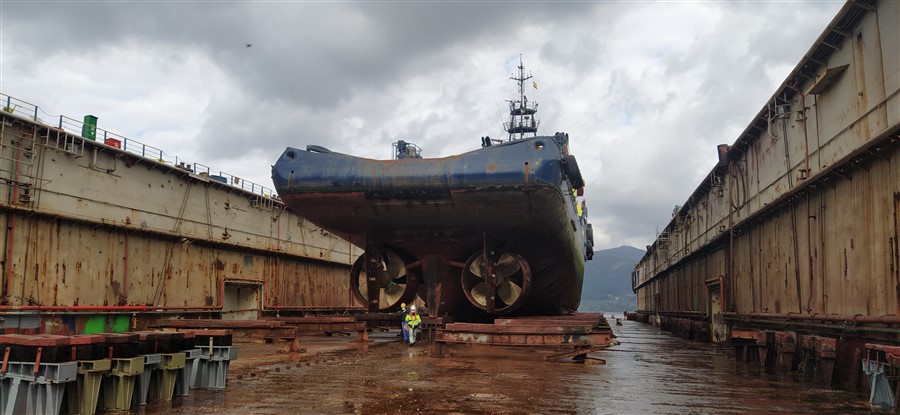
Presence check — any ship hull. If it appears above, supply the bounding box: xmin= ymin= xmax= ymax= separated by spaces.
xmin=272 ymin=134 xmax=590 ymax=319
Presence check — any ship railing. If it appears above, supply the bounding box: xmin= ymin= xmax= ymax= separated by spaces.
xmin=510 ymin=101 xmax=538 ymax=113
xmin=0 ymin=92 xmax=278 ymax=203
xmin=504 ymin=119 xmax=539 ymax=130
xmin=2 ymin=94 xmax=42 ymax=122
xmin=189 ymin=163 xmax=278 ymax=200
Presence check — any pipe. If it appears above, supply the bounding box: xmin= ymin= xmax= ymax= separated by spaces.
xmin=0 ymin=305 xmax=217 ymax=311
xmin=820 ymin=189 xmax=827 ymax=313
xmin=722 ymin=311 xmax=900 ymax=325
xmin=273 ymin=214 xmax=280 ymax=306
xmin=266 ymin=306 xmax=366 ymax=311
xmin=0 ymin=275 xmax=231 ymax=311
xmin=806 ymin=192 xmax=815 ymax=313
xmin=726 ymin=161 xmax=734 ymax=312
xmin=787 ymin=82 xmax=811 ymax=179
xmin=123 ymin=231 xmax=129 ymax=301
xmin=2 ymin=133 xmax=26 ymax=301
xmin=788 ymin=82 xmax=817 ymax=314
xmin=3 ymin=213 xmax=15 ymax=301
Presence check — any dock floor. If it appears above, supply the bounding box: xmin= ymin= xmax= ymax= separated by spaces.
xmin=135 ymin=318 xmax=874 ymax=414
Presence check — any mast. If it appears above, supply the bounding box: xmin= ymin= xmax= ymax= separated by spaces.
xmin=505 ymin=55 xmax=538 ymax=141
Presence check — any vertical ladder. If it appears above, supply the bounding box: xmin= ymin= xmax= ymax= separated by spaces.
xmin=0 ymin=117 xmax=39 ymax=206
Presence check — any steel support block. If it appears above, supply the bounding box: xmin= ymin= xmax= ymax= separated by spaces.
xmin=775 ymin=331 xmax=797 ymax=370
xmin=148 ymin=353 xmax=185 ymax=402
xmin=131 ymin=354 xmax=161 ymax=406
xmin=756 ymin=331 xmax=773 ymax=368
xmin=0 ymin=361 xmax=76 ymax=415
xmin=66 ymin=358 xmax=111 ymax=415
xmin=174 ymin=348 xmax=201 ymax=396
xmin=100 ymin=356 xmax=144 ymax=412
xmin=815 ymin=337 xmax=837 ymax=386
xmin=862 ymin=344 xmax=900 ymax=408
xmin=193 ymin=346 xmax=237 ymax=389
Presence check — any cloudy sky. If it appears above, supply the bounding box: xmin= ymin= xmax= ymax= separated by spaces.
xmin=1 ymin=0 xmax=844 ymax=250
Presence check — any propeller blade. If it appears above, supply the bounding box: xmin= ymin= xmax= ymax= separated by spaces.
xmin=498 ymin=281 xmax=523 ymax=305
xmin=494 ymin=253 xmax=520 ymax=279
xmin=469 ymin=255 xmax=485 ymax=278
xmin=382 ymin=282 xmax=405 ymax=305
xmin=358 ymin=270 xmax=369 ymax=298
xmin=383 ymin=251 xmax=407 ymax=280
xmin=470 ymin=282 xmax=488 ymax=306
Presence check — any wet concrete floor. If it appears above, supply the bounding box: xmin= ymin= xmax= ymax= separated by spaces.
xmin=135 ymin=319 xmax=875 ymax=414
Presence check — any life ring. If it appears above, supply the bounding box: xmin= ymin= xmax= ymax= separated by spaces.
xmin=561 ymin=155 xmax=585 ymax=189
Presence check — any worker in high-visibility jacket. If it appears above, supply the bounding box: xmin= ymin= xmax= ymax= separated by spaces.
xmin=404 ymin=305 xmax=422 ymax=345
xmin=399 ymin=302 xmax=408 ymax=341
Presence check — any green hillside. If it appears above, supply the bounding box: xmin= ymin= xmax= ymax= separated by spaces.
xmin=579 ymin=245 xmax=645 ymax=312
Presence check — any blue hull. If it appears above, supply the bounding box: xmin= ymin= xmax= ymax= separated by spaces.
xmin=272 ymin=133 xmax=591 ymax=319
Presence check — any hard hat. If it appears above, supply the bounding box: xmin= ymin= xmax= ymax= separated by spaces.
xmin=410 ymin=305 xmax=417 ymax=312
xmin=400 ymin=303 xmax=406 ymax=308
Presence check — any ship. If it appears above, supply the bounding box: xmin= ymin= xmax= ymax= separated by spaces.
xmin=272 ymin=58 xmax=593 ymax=320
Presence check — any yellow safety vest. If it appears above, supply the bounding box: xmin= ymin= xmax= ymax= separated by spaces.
xmin=405 ymin=313 xmax=421 ymax=327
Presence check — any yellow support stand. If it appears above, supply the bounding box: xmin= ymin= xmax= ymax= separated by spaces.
xmin=66 ymin=359 xmax=111 ymax=415
xmin=149 ymin=352 xmax=186 ymax=402
xmin=99 ymin=357 xmax=144 ymax=411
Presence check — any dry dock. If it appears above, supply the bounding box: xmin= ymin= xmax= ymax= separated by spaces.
xmin=1 ymin=0 xmax=898 ymax=413
xmin=129 ymin=319 xmax=871 ymax=415
xmin=633 ymin=0 xmax=899 ymax=406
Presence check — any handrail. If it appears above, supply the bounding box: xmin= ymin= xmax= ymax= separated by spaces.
xmin=0 ymin=91 xmax=278 ymax=201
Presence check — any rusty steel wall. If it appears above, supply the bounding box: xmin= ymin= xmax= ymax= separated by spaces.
xmin=0 ymin=111 xmax=362 ymax=312
xmin=634 ymin=0 xmax=899 ymax=324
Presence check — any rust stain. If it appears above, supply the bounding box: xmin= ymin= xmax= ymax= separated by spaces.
xmin=110 ymin=280 xmax=122 ymax=298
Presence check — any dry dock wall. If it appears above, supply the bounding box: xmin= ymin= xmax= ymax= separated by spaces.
xmin=632 ymin=0 xmax=899 ymax=389
xmin=0 ymin=103 xmax=362 ymax=333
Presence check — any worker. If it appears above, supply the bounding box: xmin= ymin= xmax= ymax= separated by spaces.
xmin=404 ymin=305 xmax=422 ymax=345
xmin=399 ymin=302 xmax=408 ymax=341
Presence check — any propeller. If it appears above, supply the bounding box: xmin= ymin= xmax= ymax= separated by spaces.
xmin=350 ymin=249 xmax=417 ymax=310
xmin=461 ymin=250 xmax=531 ymax=314
xmin=468 ymin=253 xmax=520 ymax=279
xmin=358 ymin=250 xmax=407 ymax=306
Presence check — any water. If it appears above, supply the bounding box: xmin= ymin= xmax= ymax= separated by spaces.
xmin=136 ymin=320 xmax=876 ymax=414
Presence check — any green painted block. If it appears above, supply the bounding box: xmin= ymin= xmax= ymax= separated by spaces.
xmin=112 ymin=316 xmax=130 ymax=333
xmin=84 ymin=316 xmax=106 ymax=334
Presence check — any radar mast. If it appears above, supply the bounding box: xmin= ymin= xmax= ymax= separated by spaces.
xmin=505 ymin=55 xmax=539 ymax=141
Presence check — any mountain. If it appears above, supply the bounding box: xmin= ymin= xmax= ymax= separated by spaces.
xmin=579 ymin=245 xmax=645 ymax=312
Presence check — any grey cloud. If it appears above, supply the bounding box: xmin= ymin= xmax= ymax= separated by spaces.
xmin=1 ymin=0 xmax=847 ymax=250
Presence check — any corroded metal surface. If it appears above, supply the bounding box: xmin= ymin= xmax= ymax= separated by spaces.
xmin=633 ymin=0 xmax=899 ymax=339
xmin=631 ymin=4 xmax=899 ymax=399
xmin=0 ymin=108 xmax=361 ymax=326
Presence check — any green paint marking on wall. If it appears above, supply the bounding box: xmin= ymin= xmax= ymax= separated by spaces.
xmin=83 ymin=316 xmax=106 ymax=334
xmin=112 ymin=316 xmax=130 ymax=332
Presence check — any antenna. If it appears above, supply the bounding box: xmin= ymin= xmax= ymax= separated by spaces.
xmin=505 ymin=55 xmax=539 ymax=141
